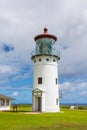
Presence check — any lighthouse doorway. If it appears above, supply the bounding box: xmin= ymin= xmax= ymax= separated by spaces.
xmin=38 ymin=97 xmax=41 ymax=111
xmin=33 ymin=88 xmax=42 ymax=112
xmin=33 ymin=88 xmax=45 ymax=112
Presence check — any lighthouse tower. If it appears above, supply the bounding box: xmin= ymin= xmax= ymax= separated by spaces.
xmin=31 ymin=28 xmax=60 ymax=112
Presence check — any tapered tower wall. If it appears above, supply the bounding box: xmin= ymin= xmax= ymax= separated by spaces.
xmin=31 ymin=28 xmax=60 ymax=112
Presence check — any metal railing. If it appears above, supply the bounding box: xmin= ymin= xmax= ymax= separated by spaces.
xmin=31 ymin=50 xmax=60 ymax=57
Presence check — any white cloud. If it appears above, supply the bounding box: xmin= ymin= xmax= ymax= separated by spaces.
xmin=0 ymin=78 xmax=8 ymax=85
xmin=59 ymin=81 xmax=87 ymax=102
xmin=0 ymin=65 xmax=12 ymax=73
xmin=60 ymin=81 xmax=87 ymax=92
xmin=12 ymin=91 xmax=18 ymax=97
xmin=79 ymin=91 xmax=87 ymax=97
xmin=0 ymin=86 xmax=10 ymax=90
xmin=0 ymin=0 xmax=87 ymax=103
xmin=59 ymin=82 xmax=75 ymax=93
xmin=78 ymin=82 xmax=87 ymax=87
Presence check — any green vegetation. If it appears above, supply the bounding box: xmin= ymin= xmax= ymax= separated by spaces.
xmin=0 ymin=105 xmax=87 ymax=130
xmin=11 ymin=104 xmax=32 ymax=112
xmin=61 ymin=105 xmax=87 ymax=110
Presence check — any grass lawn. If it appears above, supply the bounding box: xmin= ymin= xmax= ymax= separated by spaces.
xmin=0 ymin=106 xmax=87 ymax=130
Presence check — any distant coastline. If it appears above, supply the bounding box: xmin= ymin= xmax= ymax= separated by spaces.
xmin=60 ymin=103 xmax=87 ymax=106
xmin=12 ymin=103 xmax=87 ymax=106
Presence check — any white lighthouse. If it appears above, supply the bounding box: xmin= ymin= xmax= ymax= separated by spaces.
xmin=31 ymin=28 xmax=60 ymax=112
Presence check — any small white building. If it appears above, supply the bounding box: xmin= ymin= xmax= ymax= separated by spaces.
xmin=31 ymin=28 xmax=60 ymax=112
xmin=0 ymin=94 xmax=14 ymax=111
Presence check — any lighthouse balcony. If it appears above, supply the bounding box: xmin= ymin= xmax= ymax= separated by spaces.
xmin=31 ymin=50 xmax=60 ymax=59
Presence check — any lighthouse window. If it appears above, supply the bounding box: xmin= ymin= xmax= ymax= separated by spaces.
xmin=34 ymin=60 xmax=36 ymax=63
xmin=46 ymin=58 xmax=49 ymax=61
xmin=39 ymin=59 xmax=41 ymax=61
xmin=53 ymin=59 xmax=55 ymax=62
xmin=56 ymin=99 xmax=58 ymax=105
xmin=38 ymin=77 xmax=42 ymax=84
xmin=56 ymin=78 xmax=57 ymax=84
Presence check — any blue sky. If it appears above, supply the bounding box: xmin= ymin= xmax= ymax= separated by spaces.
xmin=0 ymin=0 xmax=87 ymax=104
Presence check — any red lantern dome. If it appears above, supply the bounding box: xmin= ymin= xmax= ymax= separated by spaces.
xmin=34 ymin=28 xmax=57 ymax=41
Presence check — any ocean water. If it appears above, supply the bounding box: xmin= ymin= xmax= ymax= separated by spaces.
xmin=60 ymin=103 xmax=87 ymax=106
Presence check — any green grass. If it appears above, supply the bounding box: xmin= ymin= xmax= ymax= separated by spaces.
xmin=11 ymin=104 xmax=32 ymax=112
xmin=0 ymin=106 xmax=87 ymax=130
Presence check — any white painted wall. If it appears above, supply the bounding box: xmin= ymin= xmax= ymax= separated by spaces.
xmin=42 ymin=92 xmax=45 ymax=112
xmin=32 ymin=55 xmax=60 ymax=112
xmin=0 ymin=106 xmax=10 ymax=111
xmin=0 ymin=100 xmax=11 ymax=111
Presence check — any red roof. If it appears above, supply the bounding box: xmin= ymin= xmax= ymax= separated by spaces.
xmin=34 ymin=28 xmax=57 ymax=41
